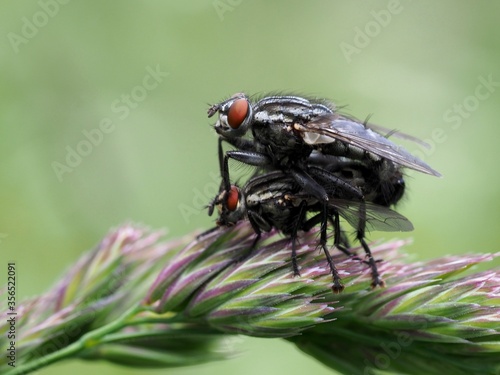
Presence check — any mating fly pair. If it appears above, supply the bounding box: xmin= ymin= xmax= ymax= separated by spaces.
xmin=206 ymin=92 xmax=440 ymax=292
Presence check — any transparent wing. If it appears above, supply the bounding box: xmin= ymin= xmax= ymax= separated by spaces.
xmin=296 ymin=114 xmax=441 ymax=177
xmin=329 ymin=199 xmax=414 ymax=233
xmin=365 ymin=122 xmax=431 ymax=149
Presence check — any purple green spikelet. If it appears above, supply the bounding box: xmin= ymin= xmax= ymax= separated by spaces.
xmin=0 ymin=223 xmax=499 ymax=375
xmin=146 ymin=224 xmax=338 ymax=337
xmin=292 ymin=252 xmax=500 ymax=375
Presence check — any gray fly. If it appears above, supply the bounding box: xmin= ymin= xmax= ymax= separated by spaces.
xmin=212 ymin=170 xmax=413 ymax=292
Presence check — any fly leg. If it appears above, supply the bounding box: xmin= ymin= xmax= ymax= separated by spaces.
xmin=209 ymin=137 xmax=265 ymax=215
xmin=329 ymin=211 xmax=361 ymax=261
xmin=302 ymin=210 xmax=344 ymax=293
xmin=208 ymin=137 xmax=230 ymax=216
xmin=308 ymin=165 xmax=362 ymax=258
xmin=227 ymin=210 xmax=267 ymax=265
xmin=208 ymin=149 xmax=271 ymax=223
xmin=356 ymin=200 xmax=385 ymax=288
xmin=288 ymin=200 xmax=309 ymax=277
xmin=196 ymin=225 xmax=220 ymax=240
xmin=308 ymin=165 xmax=363 ymax=200
xmin=320 ymin=205 xmax=344 ymax=293
xmin=247 ymin=211 xmax=264 ymax=250
xmin=289 ymin=168 xmax=344 ymax=292
xmin=223 ymin=150 xmax=272 ymax=191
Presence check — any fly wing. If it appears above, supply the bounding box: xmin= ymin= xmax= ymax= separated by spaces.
xmin=329 ymin=199 xmax=414 ymax=233
xmin=297 ymin=114 xmax=441 ymax=177
xmin=365 ymin=122 xmax=431 ymax=149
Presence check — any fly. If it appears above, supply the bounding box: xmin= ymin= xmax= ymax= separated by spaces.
xmin=207 ymin=93 xmax=439 ymax=216
xmin=212 ymin=170 xmax=413 ymax=292
xmin=208 ymin=93 xmax=440 ymax=180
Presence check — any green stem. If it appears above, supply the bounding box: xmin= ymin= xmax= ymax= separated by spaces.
xmin=6 ymin=305 xmax=144 ymax=375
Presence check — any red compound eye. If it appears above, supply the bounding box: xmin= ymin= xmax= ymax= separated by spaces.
xmin=226 ymin=186 xmax=240 ymax=211
xmin=227 ymin=98 xmax=249 ymax=129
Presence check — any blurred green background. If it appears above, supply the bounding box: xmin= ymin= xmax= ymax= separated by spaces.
xmin=1 ymin=1 xmax=499 ymax=374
